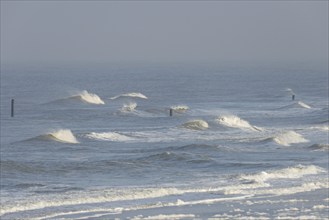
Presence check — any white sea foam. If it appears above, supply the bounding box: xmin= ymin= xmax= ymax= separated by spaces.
xmin=239 ymin=165 xmax=325 ymax=184
xmin=182 ymin=120 xmax=209 ymax=130
xmin=216 ymin=115 xmax=261 ymax=131
xmin=47 ymin=129 xmax=79 ymax=144
xmin=0 ymin=187 xmax=184 ymax=216
xmin=132 ymin=214 xmax=196 ymax=220
xmin=121 ymin=102 xmax=137 ymax=112
xmin=225 ymin=180 xmax=328 ymax=196
xmin=110 ymin=92 xmax=148 ymax=100
xmin=272 ymin=131 xmax=309 ymax=146
xmin=2 ymin=176 xmax=327 ymax=217
xmin=75 ymin=90 xmax=105 ymax=104
xmin=85 ymin=132 xmax=134 ymax=142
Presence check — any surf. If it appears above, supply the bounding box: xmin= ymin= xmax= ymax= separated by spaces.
xmin=120 ymin=102 xmax=137 ymax=112
xmin=29 ymin=129 xmax=80 ymax=144
xmin=182 ymin=120 xmax=209 ymax=130
xmin=110 ymin=92 xmax=148 ymax=100
xmin=48 ymin=90 xmax=105 ymax=105
xmin=271 ymin=130 xmax=308 ymax=146
xmin=170 ymin=105 xmax=189 ymax=113
xmin=73 ymin=90 xmax=105 ymax=105
xmin=85 ymin=132 xmax=134 ymax=142
xmin=216 ymin=115 xmax=262 ymax=131
xmin=239 ymin=164 xmax=325 ymax=184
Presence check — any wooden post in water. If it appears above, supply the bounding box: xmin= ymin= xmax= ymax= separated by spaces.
xmin=169 ymin=108 xmax=173 ymax=116
xmin=11 ymin=99 xmax=14 ymax=117
xmin=292 ymin=94 xmax=295 ymax=101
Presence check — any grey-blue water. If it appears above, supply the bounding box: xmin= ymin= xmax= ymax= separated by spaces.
xmin=1 ymin=63 xmax=328 ymax=219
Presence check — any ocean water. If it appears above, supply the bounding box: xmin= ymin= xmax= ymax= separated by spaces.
xmin=1 ymin=63 xmax=328 ymax=219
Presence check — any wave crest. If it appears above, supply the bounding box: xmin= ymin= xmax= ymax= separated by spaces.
xmin=308 ymin=144 xmax=329 ymax=151
xmin=216 ymin=115 xmax=261 ymax=131
xmin=272 ymin=131 xmax=308 ymax=146
xmin=182 ymin=120 xmax=209 ymax=130
xmin=279 ymin=101 xmax=312 ymax=110
xmin=240 ymin=165 xmax=325 ymax=183
xmin=171 ymin=105 xmax=189 ymax=113
xmin=74 ymin=90 xmax=105 ymax=105
xmin=85 ymin=132 xmax=134 ymax=142
xmin=46 ymin=129 xmax=79 ymax=144
xmin=297 ymin=101 xmax=311 ymax=109
xmin=110 ymin=92 xmax=148 ymax=100
xmin=121 ymin=102 xmax=137 ymax=112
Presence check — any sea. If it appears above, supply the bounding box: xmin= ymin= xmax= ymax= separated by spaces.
xmin=1 ymin=62 xmax=328 ymax=219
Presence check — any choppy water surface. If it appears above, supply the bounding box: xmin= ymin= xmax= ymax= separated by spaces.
xmin=1 ymin=63 xmax=328 ymax=219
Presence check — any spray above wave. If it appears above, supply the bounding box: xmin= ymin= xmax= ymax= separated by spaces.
xmin=271 ymin=130 xmax=309 ymax=146
xmin=182 ymin=120 xmax=209 ymax=130
xmin=110 ymin=92 xmax=148 ymax=100
xmin=216 ymin=115 xmax=262 ymax=131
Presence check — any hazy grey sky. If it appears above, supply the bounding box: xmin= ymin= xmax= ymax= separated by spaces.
xmin=1 ymin=1 xmax=328 ymax=64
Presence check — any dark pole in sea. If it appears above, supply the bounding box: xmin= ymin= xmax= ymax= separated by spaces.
xmin=11 ymin=99 xmax=14 ymax=117
xmin=170 ymin=108 xmax=173 ymax=116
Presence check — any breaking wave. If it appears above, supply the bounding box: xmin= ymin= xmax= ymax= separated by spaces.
xmin=297 ymin=101 xmax=312 ymax=109
xmin=182 ymin=120 xmax=209 ymax=130
xmin=33 ymin=129 xmax=79 ymax=144
xmin=85 ymin=132 xmax=134 ymax=142
xmin=171 ymin=105 xmax=189 ymax=113
xmin=110 ymin=92 xmax=148 ymax=100
xmin=271 ymin=131 xmax=309 ymax=146
xmin=216 ymin=115 xmax=262 ymax=131
xmin=46 ymin=90 xmax=105 ymax=105
xmin=240 ymin=164 xmax=325 ymax=183
xmin=72 ymin=90 xmax=105 ymax=105
xmin=121 ymin=102 xmax=137 ymax=112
